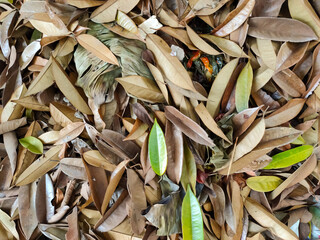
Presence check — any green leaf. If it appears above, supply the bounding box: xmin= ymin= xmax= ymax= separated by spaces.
xmin=235 ymin=61 xmax=253 ymax=112
xmin=246 ymin=176 xmax=283 ymax=192
xmin=148 ymin=119 xmax=167 ymax=176
xmin=19 ymin=136 xmax=43 ymax=154
xmin=264 ymin=145 xmax=313 ymax=169
xmin=182 ymin=185 xmax=204 ymax=240
xmin=310 ymin=206 xmax=320 ymax=229
xmin=181 ymin=143 xmax=197 ymax=193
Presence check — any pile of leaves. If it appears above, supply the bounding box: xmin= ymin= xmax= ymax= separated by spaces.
xmin=2 ymin=0 xmax=320 ymax=239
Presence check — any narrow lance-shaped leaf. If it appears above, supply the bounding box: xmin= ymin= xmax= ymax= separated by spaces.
xmin=235 ymin=61 xmax=253 ymax=112
xmin=264 ymin=145 xmax=313 ymax=169
xmin=19 ymin=136 xmax=43 ymax=154
xmin=148 ymin=119 xmax=167 ymax=176
xmin=181 ymin=143 xmax=197 ymax=193
xmin=182 ymin=185 xmax=204 ymax=240
xmin=246 ymin=176 xmax=283 ymax=192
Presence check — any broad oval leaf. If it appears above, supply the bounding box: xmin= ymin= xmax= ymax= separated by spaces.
xmin=19 ymin=136 xmax=43 ymax=154
xmin=148 ymin=119 xmax=167 ymax=176
xmin=235 ymin=61 xmax=253 ymax=112
xmin=181 ymin=185 xmax=204 ymax=240
xmin=246 ymin=176 xmax=283 ymax=192
xmin=248 ymin=17 xmax=318 ymax=42
xmin=264 ymin=145 xmax=313 ymax=169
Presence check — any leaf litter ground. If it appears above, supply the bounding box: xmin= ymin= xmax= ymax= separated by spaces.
xmin=1 ymin=0 xmax=320 ymax=239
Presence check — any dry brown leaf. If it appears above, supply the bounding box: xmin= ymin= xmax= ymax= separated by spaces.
xmin=51 ymin=57 xmax=92 ymax=115
xmin=276 ymin=42 xmax=308 ymax=72
xmin=248 ymin=17 xmax=318 ymax=42
xmin=212 ymin=0 xmax=255 ymax=37
xmin=101 ymin=160 xmax=129 ymax=214
xmin=186 ymin=25 xmax=220 ymax=55
xmin=76 ymin=34 xmax=119 ymax=65
xmin=13 ymin=96 xmax=50 ymax=111
xmin=270 ymin=154 xmax=317 ymax=200
xmin=83 ymin=150 xmax=117 ymax=172
xmin=15 ymin=145 xmax=63 ymax=186
xmin=0 ymin=117 xmax=26 ymax=135
xmin=55 ymin=122 xmax=85 ymax=145
xmin=265 ymin=98 xmax=305 ymax=127
xmin=164 ymin=106 xmax=215 ymax=147
xmin=165 ymin=120 xmax=183 ymax=184
xmin=233 ymin=118 xmax=265 ymax=161
xmin=195 ymin=102 xmax=231 ymax=143
xmin=146 ymin=34 xmax=196 ymax=92
xmin=116 ymin=75 xmax=166 ymax=103
xmin=244 ymin=197 xmax=298 ymax=240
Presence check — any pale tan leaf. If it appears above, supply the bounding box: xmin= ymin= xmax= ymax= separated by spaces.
xmin=270 ymin=154 xmax=317 ymax=200
xmin=101 ymin=160 xmax=129 ymax=214
xmin=49 ymin=102 xmax=82 ymax=127
xmin=83 ymin=150 xmax=117 ymax=172
xmin=76 ymin=34 xmax=119 ymax=65
xmin=213 ymin=0 xmax=255 ymax=37
xmin=244 ymin=197 xmax=298 ymax=240
xmin=25 ymin=57 xmax=54 ymax=96
xmin=265 ymin=98 xmax=305 ymax=127
xmin=0 ymin=117 xmax=26 ymax=135
xmin=51 ymin=57 xmax=92 ymax=115
xmin=201 ymin=34 xmax=248 ymax=58
xmin=13 ymin=96 xmax=50 ymax=111
xmin=256 ymin=39 xmax=277 ymax=70
xmin=288 ymin=0 xmax=320 ymax=38
xmin=146 ymin=34 xmax=196 ymax=92
xmin=15 ymin=145 xmax=63 ymax=186
xmin=60 ymin=158 xmax=87 ymax=180
xmin=186 ymin=25 xmax=220 ymax=55
xmin=195 ymin=102 xmax=231 ymax=143
xmin=207 ymin=58 xmax=239 ymax=117
xmin=116 ymin=75 xmax=166 ymax=103
xmin=38 ymin=131 xmax=60 ymax=145
xmin=0 ymin=209 xmax=19 ymax=239
xmin=55 ymin=122 xmax=85 ymax=145
xmin=233 ymin=118 xmax=265 ymax=161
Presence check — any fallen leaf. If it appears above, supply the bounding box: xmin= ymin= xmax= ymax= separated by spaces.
xmin=19 ymin=136 xmax=43 ymax=154
xmin=248 ymin=17 xmax=318 ymax=42
xmin=212 ymin=0 xmax=255 ymax=37
xmin=165 ymin=106 xmax=214 ymax=147
xmin=246 ymin=176 xmax=283 ymax=192
xmin=15 ymin=145 xmax=63 ymax=186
